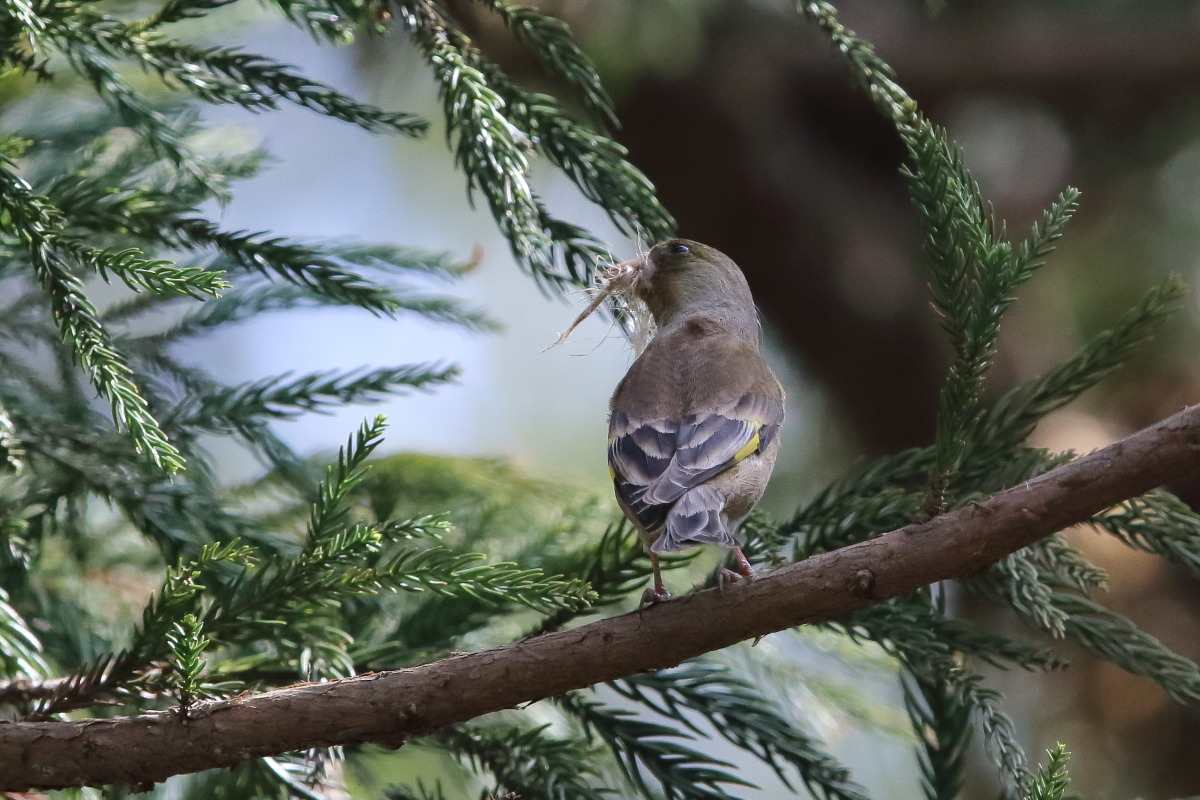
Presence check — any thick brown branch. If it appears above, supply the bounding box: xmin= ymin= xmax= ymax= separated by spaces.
xmin=6 ymin=403 xmax=1200 ymax=791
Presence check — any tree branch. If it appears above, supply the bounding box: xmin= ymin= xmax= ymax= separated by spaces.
xmin=6 ymin=403 xmax=1200 ymax=791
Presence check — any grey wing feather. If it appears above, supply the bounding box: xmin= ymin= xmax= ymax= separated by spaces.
xmin=608 ymin=391 xmax=782 ymax=531
xmin=641 ymin=413 xmax=759 ymax=505
xmin=652 ymin=486 xmax=733 ymax=552
xmin=608 ymin=412 xmax=675 ymax=532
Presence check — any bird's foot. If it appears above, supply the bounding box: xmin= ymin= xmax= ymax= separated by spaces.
xmin=717 ymin=568 xmax=748 ymax=594
xmin=640 ymin=551 xmax=670 ymax=608
xmin=732 ymin=547 xmax=757 ymax=579
xmin=640 ymin=587 xmax=672 ymax=608
xmin=718 ymin=549 xmax=757 ymax=594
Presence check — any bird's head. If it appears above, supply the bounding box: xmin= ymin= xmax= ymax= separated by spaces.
xmin=614 ymin=239 xmax=757 ymax=332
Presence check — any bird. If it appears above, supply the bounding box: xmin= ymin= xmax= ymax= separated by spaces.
xmin=606 ymin=239 xmax=784 ymax=603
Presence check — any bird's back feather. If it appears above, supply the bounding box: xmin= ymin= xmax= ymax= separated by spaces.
xmin=608 ymin=315 xmax=783 ymax=547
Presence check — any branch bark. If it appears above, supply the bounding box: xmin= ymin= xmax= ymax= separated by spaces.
xmin=6 ymin=403 xmax=1200 ymax=791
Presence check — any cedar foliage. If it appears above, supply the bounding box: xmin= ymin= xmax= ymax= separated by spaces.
xmin=0 ymin=0 xmax=1196 ymax=797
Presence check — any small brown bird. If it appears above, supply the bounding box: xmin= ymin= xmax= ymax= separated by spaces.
xmin=607 ymin=239 xmax=784 ymax=603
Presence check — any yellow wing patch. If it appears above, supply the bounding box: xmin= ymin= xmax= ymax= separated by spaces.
xmin=732 ymin=423 xmax=763 ymax=463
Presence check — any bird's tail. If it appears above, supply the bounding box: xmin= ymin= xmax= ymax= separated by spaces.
xmin=652 ymin=486 xmax=737 ymax=552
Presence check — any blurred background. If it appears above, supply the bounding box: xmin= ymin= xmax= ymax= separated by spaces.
xmin=183 ymin=0 xmax=1200 ymax=796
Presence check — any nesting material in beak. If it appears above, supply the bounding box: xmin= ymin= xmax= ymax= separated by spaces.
xmin=548 ymin=255 xmax=656 ymax=353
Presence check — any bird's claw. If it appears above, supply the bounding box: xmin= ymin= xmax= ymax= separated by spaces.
xmin=717 ymin=568 xmax=748 ymax=594
xmin=718 ymin=552 xmax=757 ymax=595
xmin=640 ymin=587 xmax=671 ymax=608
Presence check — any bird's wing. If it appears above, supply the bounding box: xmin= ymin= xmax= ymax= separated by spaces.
xmin=608 ymin=345 xmax=782 ymax=530
xmin=641 ymin=389 xmax=782 ymax=505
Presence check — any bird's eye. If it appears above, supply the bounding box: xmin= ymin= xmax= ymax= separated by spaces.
xmin=669 ymin=243 xmax=690 ymax=255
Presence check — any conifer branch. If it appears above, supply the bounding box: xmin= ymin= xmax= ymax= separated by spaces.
xmin=0 ymin=401 xmax=23 ymax=471
xmin=0 ymin=589 xmax=48 ymax=684
xmin=59 ymin=12 xmax=428 ymax=135
xmin=167 ymin=365 xmax=461 ymax=431
xmin=843 ymin=600 xmax=1067 ymax=674
xmin=0 ymin=161 xmax=184 ymax=472
xmin=1057 ymin=593 xmax=1200 ymax=703
xmin=7 ymin=401 xmax=1200 ymax=790
xmin=610 ymin=663 xmax=870 ymax=800
xmin=480 ymin=61 xmax=676 ymax=255
xmin=395 ymin=0 xmax=552 ymax=275
xmin=556 ymin=691 xmax=752 ymax=800
xmin=166 ymin=219 xmax=413 ymax=315
xmin=133 ymin=0 xmax=241 ymax=30
xmin=469 ymin=0 xmax=617 ymax=130
xmin=1023 ymin=745 xmax=1072 ymax=800
xmin=67 ymin=47 xmax=217 ymax=190
xmin=270 ymin=0 xmax=362 ymax=43
xmin=379 ymin=548 xmax=596 ymax=612
xmin=1097 ymin=491 xmax=1200 ymax=577
xmin=904 ymin=672 xmax=971 ymax=800
xmin=435 ymin=723 xmax=611 ymax=800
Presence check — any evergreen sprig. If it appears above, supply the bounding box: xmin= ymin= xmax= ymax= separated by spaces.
xmin=0 ymin=160 xmax=184 ymax=471
xmin=1025 ymin=535 xmax=1109 ymax=594
xmin=845 ymin=600 xmax=1067 ymax=674
xmin=396 ymin=0 xmax=552 ymax=276
xmin=611 ymin=662 xmax=871 ymax=800
xmin=437 ymin=722 xmax=612 ymax=800
xmin=556 ymin=691 xmax=753 ymax=800
xmin=59 ymin=12 xmax=429 ymax=135
xmin=166 ymin=613 xmax=209 ymax=712
xmin=1023 ymin=745 xmax=1072 ymax=800
xmin=168 ymin=364 xmax=461 ymax=431
xmin=845 ymin=601 xmax=1031 ymax=792
xmin=977 ymin=546 xmax=1200 ymax=708
xmin=395 ymin=0 xmax=676 ymax=290
xmin=903 ymin=671 xmax=972 ymax=800
xmin=979 ymin=279 xmax=1184 ymax=456
xmin=470 ymin=0 xmax=618 ymax=130
xmin=799 ymin=0 xmax=1084 ymax=519
xmin=1057 ymin=592 xmax=1200 ymax=703
xmin=380 ymin=546 xmax=596 ymax=613
xmin=1098 ymin=491 xmax=1200 ymax=578
xmin=133 ymin=0 xmax=241 ymax=30
xmin=0 ymin=588 xmax=48 ymax=682
xmin=984 ymin=552 xmax=1071 ymax=638
xmin=480 ymin=61 xmax=676 ymax=266
xmin=36 ymin=539 xmax=255 ymax=715
xmin=270 ymin=0 xmax=364 ymax=44
xmin=168 ymin=220 xmax=412 ymax=315
xmin=89 ymin=248 xmax=228 ymax=298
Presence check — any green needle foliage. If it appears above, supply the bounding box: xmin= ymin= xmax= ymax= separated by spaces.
xmin=608 ymin=662 xmax=870 ymax=800
xmin=166 ymin=612 xmax=210 ymax=712
xmin=904 ymin=672 xmax=972 ymax=800
xmin=2 ymin=0 xmax=1199 ymax=798
xmin=1023 ymin=746 xmax=1073 ymax=800
xmin=556 ymin=690 xmax=755 ymax=800
xmin=436 ymin=722 xmax=613 ymax=800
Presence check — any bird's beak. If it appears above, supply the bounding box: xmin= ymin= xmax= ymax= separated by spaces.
xmin=601 ymin=253 xmax=643 ymax=279
xmin=548 ymin=252 xmax=650 ymax=348
xmin=611 ymin=254 xmax=647 ymax=274
xmin=603 ymin=253 xmax=650 ymax=298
